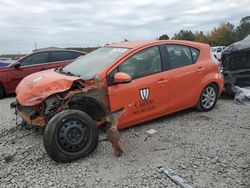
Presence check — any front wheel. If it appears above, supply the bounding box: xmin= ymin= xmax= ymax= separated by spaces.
xmin=196 ymin=84 xmax=218 ymax=112
xmin=43 ymin=110 xmax=98 ymax=163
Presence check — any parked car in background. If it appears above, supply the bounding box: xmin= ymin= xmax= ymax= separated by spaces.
xmin=0 ymin=49 xmax=86 ymax=98
xmin=0 ymin=61 xmax=11 ymax=67
xmin=13 ymin=40 xmax=224 ymax=162
xmin=211 ymin=46 xmax=226 ymax=61
xmin=0 ymin=57 xmax=15 ymax=67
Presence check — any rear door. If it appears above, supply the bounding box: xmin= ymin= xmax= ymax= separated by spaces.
xmin=107 ymin=46 xmax=169 ymax=128
xmin=163 ymin=44 xmax=203 ymax=111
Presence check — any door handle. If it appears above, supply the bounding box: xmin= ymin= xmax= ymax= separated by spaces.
xmin=197 ymin=67 xmax=204 ymax=72
xmin=157 ymin=79 xmax=168 ymax=85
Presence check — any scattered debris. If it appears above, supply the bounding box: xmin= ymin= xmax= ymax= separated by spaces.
xmin=146 ymin=129 xmax=157 ymax=134
xmin=233 ymin=86 xmax=250 ymax=105
xmin=159 ymin=166 xmax=193 ymax=188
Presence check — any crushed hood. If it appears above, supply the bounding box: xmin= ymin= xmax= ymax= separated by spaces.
xmin=16 ymin=69 xmax=80 ymax=106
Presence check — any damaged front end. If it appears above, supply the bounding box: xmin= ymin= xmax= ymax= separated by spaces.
xmin=12 ymin=69 xmax=110 ymax=127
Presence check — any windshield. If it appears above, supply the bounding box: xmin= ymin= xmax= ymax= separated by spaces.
xmin=62 ymin=47 xmax=128 ymax=79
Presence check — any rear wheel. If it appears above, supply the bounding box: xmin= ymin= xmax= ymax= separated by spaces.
xmin=0 ymin=84 xmax=5 ymax=99
xmin=196 ymin=84 xmax=218 ymax=112
xmin=43 ymin=110 xmax=98 ymax=163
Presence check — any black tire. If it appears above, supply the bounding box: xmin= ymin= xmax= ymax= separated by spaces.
xmin=0 ymin=84 xmax=5 ymax=99
xmin=196 ymin=84 xmax=218 ymax=112
xmin=43 ymin=110 xmax=98 ymax=163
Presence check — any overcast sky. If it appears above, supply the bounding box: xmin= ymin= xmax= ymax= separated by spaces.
xmin=0 ymin=0 xmax=249 ymax=54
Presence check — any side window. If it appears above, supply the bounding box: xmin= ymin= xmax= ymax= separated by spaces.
xmin=50 ymin=51 xmax=73 ymax=62
xmin=21 ymin=52 xmax=49 ymax=66
xmin=217 ymin=48 xmax=222 ymax=52
xmin=118 ymin=46 xmax=162 ymax=80
xmin=190 ymin=48 xmax=200 ymax=62
xmin=166 ymin=45 xmax=194 ymax=69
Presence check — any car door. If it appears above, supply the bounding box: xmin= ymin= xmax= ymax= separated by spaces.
xmin=6 ymin=52 xmax=50 ymax=93
xmin=163 ymin=44 xmax=203 ymax=111
xmin=107 ymin=46 xmax=169 ymax=129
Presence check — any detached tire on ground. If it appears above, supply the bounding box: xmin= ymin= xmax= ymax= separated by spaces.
xmin=43 ymin=110 xmax=98 ymax=163
xmin=196 ymin=83 xmax=218 ymax=112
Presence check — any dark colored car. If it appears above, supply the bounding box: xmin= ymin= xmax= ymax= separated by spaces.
xmin=221 ymin=34 xmax=250 ymax=94
xmin=0 ymin=49 xmax=86 ymax=98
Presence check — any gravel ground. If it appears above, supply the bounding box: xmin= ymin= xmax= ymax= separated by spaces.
xmin=0 ymin=96 xmax=249 ymax=187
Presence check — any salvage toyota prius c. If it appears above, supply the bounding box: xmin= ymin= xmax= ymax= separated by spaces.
xmin=12 ymin=40 xmax=224 ymax=162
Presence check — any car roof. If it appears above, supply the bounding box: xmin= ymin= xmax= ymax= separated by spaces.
xmin=107 ymin=40 xmax=209 ymax=49
xmin=32 ymin=48 xmax=86 ymax=54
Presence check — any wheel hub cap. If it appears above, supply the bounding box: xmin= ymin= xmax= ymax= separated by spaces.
xmin=201 ymin=87 xmax=216 ymax=109
xmin=58 ymin=119 xmax=89 ymax=152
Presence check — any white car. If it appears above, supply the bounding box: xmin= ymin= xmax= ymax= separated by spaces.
xmin=211 ymin=46 xmax=226 ymax=61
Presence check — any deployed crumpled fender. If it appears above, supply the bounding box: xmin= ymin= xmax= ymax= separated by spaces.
xmin=16 ymin=69 xmax=80 ymax=106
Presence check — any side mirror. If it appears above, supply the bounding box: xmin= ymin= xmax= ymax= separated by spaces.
xmin=13 ymin=62 xmax=21 ymax=69
xmin=114 ymin=72 xmax=132 ymax=84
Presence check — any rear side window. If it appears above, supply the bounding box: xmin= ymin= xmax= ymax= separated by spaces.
xmin=165 ymin=45 xmax=199 ymax=69
xmin=21 ymin=52 xmax=49 ymax=66
xmin=50 ymin=51 xmax=74 ymax=62
xmin=72 ymin=52 xmax=83 ymax=59
xmin=191 ymin=48 xmax=199 ymax=62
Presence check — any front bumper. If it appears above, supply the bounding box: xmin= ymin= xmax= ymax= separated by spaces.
xmin=11 ymin=101 xmax=46 ymax=126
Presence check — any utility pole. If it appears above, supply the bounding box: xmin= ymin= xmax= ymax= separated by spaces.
xmin=34 ymin=42 xmax=37 ymax=50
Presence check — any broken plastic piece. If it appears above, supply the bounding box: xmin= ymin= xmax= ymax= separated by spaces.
xmin=146 ymin=129 xmax=157 ymax=134
xmin=159 ymin=166 xmax=193 ymax=188
xmin=106 ymin=108 xmax=125 ymax=156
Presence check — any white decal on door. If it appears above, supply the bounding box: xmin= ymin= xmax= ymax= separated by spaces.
xmin=139 ymin=88 xmax=150 ymax=101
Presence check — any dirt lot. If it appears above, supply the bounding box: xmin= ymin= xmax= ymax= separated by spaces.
xmin=0 ymin=96 xmax=249 ymax=187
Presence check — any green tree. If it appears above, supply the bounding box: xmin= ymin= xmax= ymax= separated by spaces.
xmin=158 ymin=34 xmax=169 ymax=40
xmin=172 ymin=30 xmax=195 ymax=41
xmin=236 ymin=16 xmax=250 ymax=40
xmin=194 ymin=31 xmax=209 ymax=44
xmin=208 ymin=22 xmax=237 ymax=46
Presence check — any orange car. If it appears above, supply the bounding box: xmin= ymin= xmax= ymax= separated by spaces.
xmin=13 ymin=40 xmax=224 ymax=162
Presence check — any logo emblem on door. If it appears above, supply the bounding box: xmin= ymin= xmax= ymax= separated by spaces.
xmin=140 ymin=88 xmax=150 ymax=101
